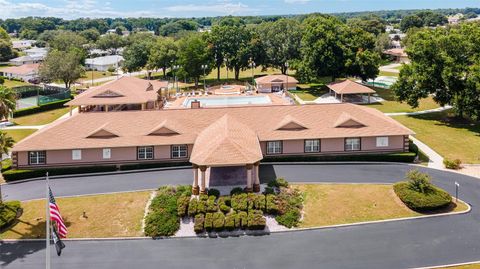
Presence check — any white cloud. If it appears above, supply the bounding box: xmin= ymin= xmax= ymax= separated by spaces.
xmin=164 ymin=1 xmax=256 ymax=15
xmin=284 ymin=0 xmax=311 ymax=3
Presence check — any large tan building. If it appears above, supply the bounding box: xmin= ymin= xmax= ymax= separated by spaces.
xmin=12 ymin=103 xmax=413 ymax=193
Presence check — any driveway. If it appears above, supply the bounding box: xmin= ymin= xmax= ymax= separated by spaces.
xmin=2 ymin=163 xmax=480 ymax=269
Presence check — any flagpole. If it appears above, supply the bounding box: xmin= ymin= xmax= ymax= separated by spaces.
xmin=46 ymin=172 xmax=51 ymax=269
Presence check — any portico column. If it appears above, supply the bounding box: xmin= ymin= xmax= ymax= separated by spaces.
xmin=199 ymin=166 xmax=207 ymax=194
xmin=253 ymin=162 xmax=260 ymax=193
xmin=245 ymin=164 xmax=253 ymax=192
xmin=192 ymin=164 xmax=199 ymax=195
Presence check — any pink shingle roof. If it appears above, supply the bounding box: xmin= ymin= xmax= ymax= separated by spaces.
xmin=1 ymin=64 xmax=39 ymax=75
xmin=327 ymin=80 xmax=376 ymax=95
xmin=13 ymin=103 xmax=414 ymax=152
xmin=255 ymin=75 xmax=298 ymax=84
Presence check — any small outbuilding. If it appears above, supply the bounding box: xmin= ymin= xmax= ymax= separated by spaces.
xmin=327 ymin=80 xmax=376 ymax=104
xmin=85 ymin=55 xmax=124 ymax=71
xmin=255 ymin=75 xmax=298 ymax=93
xmin=383 ymin=48 xmax=409 ymax=63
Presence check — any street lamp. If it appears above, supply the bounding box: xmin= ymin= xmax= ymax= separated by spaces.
xmin=172 ymin=64 xmax=180 ymax=93
xmin=249 ymin=60 xmax=256 ymax=87
xmin=285 ymin=62 xmax=289 ymax=93
xmin=224 ymin=57 xmax=229 ymax=81
xmin=201 ymin=64 xmax=208 ymax=91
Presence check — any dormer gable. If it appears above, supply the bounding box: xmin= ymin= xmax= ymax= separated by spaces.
xmin=334 ymin=112 xmax=367 ymax=128
xmin=275 ymin=115 xmax=307 ymax=131
xmin=147 ymin=120 xmax=179 ymax=136
xmin=86 ymin=124 xmax=119 ymax=138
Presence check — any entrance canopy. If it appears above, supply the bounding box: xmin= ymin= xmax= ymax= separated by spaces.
xmin=190 ymin=114 xmax=263 ymax=167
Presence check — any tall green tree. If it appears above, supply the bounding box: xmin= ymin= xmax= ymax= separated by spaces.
xmin=79 ymin=28 xmax=101 ymax=42
xmin=256 ymin=19 xmax=302 ymax=74
xmin=392 ymin=24 xmax=480 ymax=119
xmin=147 ymin=37 xmax=178 ymax=78
xmin=400 ymin=15 xmax=424 ymax=32
xmin=96 ymin=34 xmax=126 ymax=54
xmin=0 ymin=40 xmax=16 ymax=62
xmin=0 ymin=130 xmax=14 ymax=203
xmin=49 ymin=30 xmax=87 ymax=52
xmin=122 ymin=39 xmax=153 ymax=73
xmin=347 ymin=15 xmax=386 ymax=36
xmin=177 ymin=34 xmax=213 ymax=88
xmin=39 ymin=50 xmax=85 ymax=89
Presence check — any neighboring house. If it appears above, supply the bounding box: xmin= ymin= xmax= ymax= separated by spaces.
xmin=448 ymin=13 xmax=464 ymax=24
xmin=255 ymin=75 xmax=298 ymax=93
xmin=9 ymin=55 xmax=44 ymax=66
xmin=0 ymin=64 xmax=39 ymax=81
xmin=24 ymin=47 xmax=48 ymax=57
xmin=12 ymin=40 xmax=35 ymax=50
xmin=383 ymin=48 xmax=409 ymax=63
xmin=12 ymin=103 xmax=413 ymax=195
xmin=85 ymin=55 xmax=124 ymax=71
xmin=66 ymin=76 xmax=169 ymax=112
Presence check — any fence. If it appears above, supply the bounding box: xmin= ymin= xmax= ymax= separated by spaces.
xmin=13 ymin=85 xmax=71 ymax=109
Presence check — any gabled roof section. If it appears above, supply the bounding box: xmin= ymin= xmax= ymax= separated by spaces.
xmin=275 ymin=115 xmax=307 ymax=131
xmin=86 ymin=124 xmax=119 ymax=138
xmin=334 ymin=112 xmax=367 ymax=128
xmin=327 ymin=80 xmax=376 ymax=95
xmin=93 ymin=90 xmax=124 ymax=98
xmin=147 ymin=120 xmax=180 ymax=136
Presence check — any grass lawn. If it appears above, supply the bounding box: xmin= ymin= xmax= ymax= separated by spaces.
xmin=437 ymin=264 xmax=480 ymax=269
xmin=296 ymin=184 xmax=468 ymax=228
xmin=2 ymin=80 xmax=31 ymax=88
xmin=364 ymin=87 xmax=440 ymax=113
xmin=394 ymin=111 xmax=480 ymax=164
xmin=0 ymin=191 xmax=152 ymax=239
xmin=379 ymin=71 xmax=399 ymax=77
xmin=3 ymin=129 xmax=37 ymax=143
xmin=78 ymin=71 xmax=113 ymax=82
xmin=12 ymin=107 xmax=70 ymax=126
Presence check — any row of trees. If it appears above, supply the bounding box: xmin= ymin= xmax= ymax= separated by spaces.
xmin=0 ymin=27 xmax=18 ymax=62
xmin=392 ymin=22 xmax=480 ymax=120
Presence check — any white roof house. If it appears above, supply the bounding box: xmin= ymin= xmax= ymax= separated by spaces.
xmin=9 ymin=55 xmax=45 ymax=66
xmin=85 ymin=55 xmax=124 ymax=71
xmin=12 ymin=40 xmax=35 ymax=50
xmin=24 ymin=47 xmax=48 ymax=57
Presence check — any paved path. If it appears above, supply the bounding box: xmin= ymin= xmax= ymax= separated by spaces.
xmin=385 ymin=105 xmax=453 ymax=116
xmin=2 ymin=163 xmax=480 ymax=269
xmin=409 ymin=136 xmax=445 ymax=169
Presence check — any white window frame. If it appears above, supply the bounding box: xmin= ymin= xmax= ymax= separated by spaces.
xmin=72 ymin=149 xmax=82 ymax=160
xmin=376 ymin=137 xmax=389 ymax=147
xmin=267 ymin=141 xmax=282 ymax=154
xmin=345 ymin=138 xmax=361 ymax=151
xmin=138 ymin=146 xmax=154 ymax=160
xmin=29 ymin=151 xmax=46 ymax=165
xmin=305 ymin=139 xmax=320 ymax=153
xmin=103 ymin=148 xmax=111 ymax=159
xmin=171 ymin=145 xmax=188 ymax=159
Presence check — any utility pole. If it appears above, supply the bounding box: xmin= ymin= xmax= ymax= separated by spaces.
xmin=201 ymin=64 xmax=208 ymax=91
xmin=249 ymin=58 xmax=256 ymax=87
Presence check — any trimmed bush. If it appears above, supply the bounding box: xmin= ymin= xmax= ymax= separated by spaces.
xmin=3 ymin=165 xmax=118 ymax=182
xmin=394 ymin=182 xmax=452 ymax=211
xmin=235 ymin=211 xmax=248 ymax=229
xmin=13 ymin=99 xmax=71 ymax=117
xmin=177 ymin=196 xmax=190 ymax=217
xmin=176 ymin=185 xmax=193 ymax=197
xmin=276 ymin=188 xmax=303 ymax=215
xmin=0 ymin=201 xmax=21 ymax=230
xmin=212 ymin=212 xmax=225 ymax=231
xmin=119 ymin=162 xmax=189 ymax=171
xmin=197 ymin=199 xmax=206 ymax=214
xmin=444 ymin=159 xmax=462 ymax=170
xmin=199 ymin=194 xmax=209 ymax=201
xmin=268 ymin=178 xmax=289 ymax=188
xmin=231 ymin=193 xmax=248 ymax=211
xmin=247 ymin=193 xmax=256 ymax=210
xmin=144 ymin=210 xmax=180 ymax=237
xmin=225 ymin=212 xmax=236 ymax=231
xmin=218 ymin=196 xmax=231 ymax=213
xmin=253 ymin=194 xmax=266 ymax=212
xmin=247 ymin=210 xmax=266 ymax=230
xmin=188 ymin=199 xmax=198 ymax=217
xmin=275 ymin=209 xmax=301 ymax=228
xmin=266 ymin=194 xmax=279 ymax=215
xmin=230 ymin=187 xmax=244 ymax=196
xmin=263 ymin=187 xmax=274 ymax=195
xmin=262 ymin=152 xmax=416 ymax=163
xmin=208 ymin=188 xmax=220 ymax=198
xmin=194 ymin=214 xmax=205 ymax=234
xmin=149 ymin=194 xmax=177 ymax=215
xmin=405 ymin=170 xmax=434 ymax=193
xmin=204 ymin=213 xmax=214 ymax=232
xmin=206 ymin=195 xmax=218 ymax=213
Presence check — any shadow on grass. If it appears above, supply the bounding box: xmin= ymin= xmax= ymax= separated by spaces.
xmin=414 ymin=202 xmax=461 ymax=215
xmin=405 ymin=111 xmax=480 ymax=137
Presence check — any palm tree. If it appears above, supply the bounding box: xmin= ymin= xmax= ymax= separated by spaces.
xmin=0 ymin=85 xmax=16 ymax=121
xmin=0 ymin=131 xmax=14 ymax=203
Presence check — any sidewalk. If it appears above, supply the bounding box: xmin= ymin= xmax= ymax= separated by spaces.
xmin=386 ymin=106 xmax=453 ymax=116
xmin=409 ymin=135 xmax=444 ymax=169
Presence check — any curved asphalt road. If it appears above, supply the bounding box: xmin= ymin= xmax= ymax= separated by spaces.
xmin=2 ymin=163 xmax=480 ymax=269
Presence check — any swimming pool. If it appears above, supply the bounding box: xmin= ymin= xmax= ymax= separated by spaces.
xmin=183 ymin=95 xmax=271 ymax=107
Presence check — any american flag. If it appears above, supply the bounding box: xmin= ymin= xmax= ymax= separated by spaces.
xmin=49 ymin=187 xmax=68 ymax=238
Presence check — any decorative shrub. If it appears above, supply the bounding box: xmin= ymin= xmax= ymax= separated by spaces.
xmin=212 ymin=212 xmax=225 ymax=231
xmin=194 ymin=214 xmax=205 ymax=234
xmin=218 ymin=196 xmax=231 ymax=213
xmin=268 ymin=178 xmax=289 ymax=188
xmin=0 ymin=201 xmax=21 ymax=230
xmin=149 ymin=193 xmax=177 ymax=215
xmin=204 ymin=213 xmax=214 ymax=232
xmin=206 ymin=195 xmax=218 ymax=213
xmin=3 ymin=165 xmax=117 ymax=182
xmin=444 ymin=159 xmax=462 ymax=170
xmin=264 ymin=187 xmax=275 ymax=195
xmin=235 ymin=211 xmax=248 ymax=229
xmin=225 ymin=212 xmax=236 ymax=231
xmin=208 ymin=188 xmax=220 ymax=198
xmin=144 ymin=210 xmax=180 ymax=237
xmin=247 ymin=193 xmax=256 ymax=210
xmin=247 ymin=210 xmax=266 ymax=230
xmin=231 ymin=193 xmax=248 ymax=211
xmin=275 ymin=209 xmax=301 ymax=228
xmin=230 ymin=187 xmax=244 ymax=196
xmin=197 ymin=199 xmax=206 ymax=214
xmin=394 ymin=182 xmax=452 ymax=211
xmin=177 ymin=196 xmax=190 ymax=217
xmin=188 ymin=199 xmax=198 ymax=217
xmin=176 ymin=185 xmax=193 ymax=197
xmin=276 ymin=188 xmax=303 ymax=215
xmin=199 ymin=194 xmax=209 ymax=201
xmin=253 ymin=194 xmax=266 ymax=212
xmin=405 ymin=170 xmax=433 ymax=193
xmin=266 ymin=194 xmax=279 ymax=215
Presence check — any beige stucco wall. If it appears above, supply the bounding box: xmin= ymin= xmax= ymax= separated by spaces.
xmin=257 ymin=82 xmax=297 ymax=93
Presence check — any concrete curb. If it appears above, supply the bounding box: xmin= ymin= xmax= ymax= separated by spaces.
xmin=410 ymin=260 xmax=480 ymax=269
xmin=1 ymin=199 xmax=470 ymax=243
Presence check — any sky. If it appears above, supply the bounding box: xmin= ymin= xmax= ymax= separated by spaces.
xmin=0 ymin=0 xmax=479 ymax=19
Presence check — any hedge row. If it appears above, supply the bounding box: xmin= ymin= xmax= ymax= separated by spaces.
xmin=119 ymin=162 xmax=190 ymax=171
xmin=262 ymin=152 xmax=416 ymax=163
xmin=393 ymin=182 xmax=452 ymax=211
xmin=194 ymin=210 xmax=266 ymax=233
xmin=0 ymin=201 xmax=21 ymax=230
xmin=13 ymin=99 xmax=71 ymax=117
xmin=3 ymin=165 xmax=118 ymax=181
